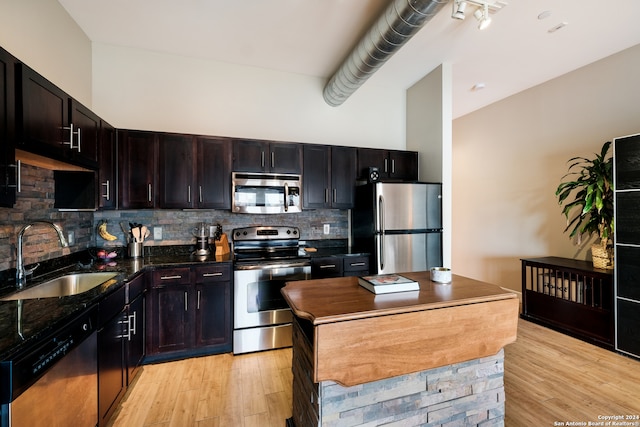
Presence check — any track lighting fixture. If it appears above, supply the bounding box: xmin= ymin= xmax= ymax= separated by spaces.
xmin=451 ymin=0 xmax=467 ymax=20
xmin=473 ymin=3 xmax=492 ymax=30
xmin=451 ymin=0 xmax=506 ymax=30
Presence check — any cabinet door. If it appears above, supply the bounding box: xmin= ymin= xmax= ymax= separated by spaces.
xmin=195 ymin=281 xmax=232 ymax=349
xmin=389 ymin=150 xmax=418 ymax=181
xmin=148 ymin=268 xmax=192 ymax=355
xmin=197 ymin=136 xmax=231 ymax=209
xmin=98 ymin=120 xmax=116 ymax=209
xmin=232 ymin=139 xmax=266 ymax=172
xmin=615 ymin=134 xmax=640 ymax=190
xmin=69 ymin=99 xmax=100 ymax=168
xmin=357 ymin=148 xmax=387 ymax=180
xmin=158 ymin=133 xmax=195 ymax=208
xmin=0 ymin=47 xmax=17 ymax=207
xmin=98 ymin=310 xmax=126 ymax=427
xmin=126 ymin=293 xmax=145 ymax=384
xmin=331 ymin=146 xmax=357 ymax=209
xmin=16 ymin=63 xmax=69 ymax=162
xmin=149 ymin=286 xmax=191 ymax=354
xmin=303 ymin=145 xmax=330 ymax=209
xmin=118 ymin=130 xmax=157 ymax=209
xmin=270 ymin=141 xmax=302 ymax=174
xmin=193 ymin=264 xmax=232 ymax=351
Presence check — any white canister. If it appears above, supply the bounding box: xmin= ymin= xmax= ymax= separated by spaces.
xmin=430 ymin=267 xmax=452 ymax=284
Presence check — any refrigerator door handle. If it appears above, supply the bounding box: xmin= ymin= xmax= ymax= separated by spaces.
xmin=379 ymin=195 xmax=385 ymax=270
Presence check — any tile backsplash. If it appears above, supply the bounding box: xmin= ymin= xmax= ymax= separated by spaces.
xmin=0 ymin=163 xmax=349 ymax=273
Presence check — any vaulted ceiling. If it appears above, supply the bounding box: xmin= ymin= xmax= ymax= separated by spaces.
xmin=58 ymin=0 xmax=640 ymax=118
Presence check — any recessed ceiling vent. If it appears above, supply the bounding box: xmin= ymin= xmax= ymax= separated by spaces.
xmin=323 ymin=0 xmax=449 ymax=107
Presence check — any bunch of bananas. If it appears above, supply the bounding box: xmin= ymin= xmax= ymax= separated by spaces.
xmin=97 ymin=220 xmax=118 ymax=241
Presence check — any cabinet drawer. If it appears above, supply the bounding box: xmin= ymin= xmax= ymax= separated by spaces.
xmin=311 ymin=257 xmax=343 ymax=278
xmin=152 ymin=268 xmax=191 ymax=286
xmin=194 ymin=263 xmax=231 ymax=283
xmin=343 ymin=256 xmax=369 ymax=272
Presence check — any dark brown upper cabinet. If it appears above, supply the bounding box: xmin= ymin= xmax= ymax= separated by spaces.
xmin=232 ymin=139 xmax=302 ymax=174
xmin=157 ymin=133 xmax=232 ymax=209
xmin=303 ymin=145 xmax=356 ymax=209
xmin=196 ymin=136 xmax=231 ymax=209
xmin=118 ymin=129 xmax=158 ymax=209
xmin=0 ymin=47 xmax=17 ymax=207
xmin=357 ymin=148 xmax=418 ymax=182
xmin=98 ymin=120 xmax=116 ymax=209
xmin=158 ymin=133 xmax=195 ymax=209
xmin=16 ymin=63 xmax=99 ymax=170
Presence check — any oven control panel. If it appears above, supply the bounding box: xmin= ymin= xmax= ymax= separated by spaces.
xmin=232 ymin=226 xmax=299 ymax=241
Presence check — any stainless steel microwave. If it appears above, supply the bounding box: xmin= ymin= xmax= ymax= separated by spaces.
xmin=231 ymin=172 xmax=302 ymax=214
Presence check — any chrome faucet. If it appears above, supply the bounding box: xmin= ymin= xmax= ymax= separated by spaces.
xmin=16 ymin=221 xmax=69 ymax=289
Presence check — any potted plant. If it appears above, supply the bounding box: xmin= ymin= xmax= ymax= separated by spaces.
xmin=555 ymin=140 xmax=614 ymax=269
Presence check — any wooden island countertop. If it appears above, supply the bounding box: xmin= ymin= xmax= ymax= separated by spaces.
xmin=281 ymin=271 xmax=519 ymax=387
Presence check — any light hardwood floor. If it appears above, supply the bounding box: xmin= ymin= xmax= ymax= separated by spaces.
xmin=110 ymin=319 xmax=640 ymax=427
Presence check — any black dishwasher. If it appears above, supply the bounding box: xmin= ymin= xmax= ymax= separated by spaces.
xmin=0 ymin=305 xmax=98 ymax=427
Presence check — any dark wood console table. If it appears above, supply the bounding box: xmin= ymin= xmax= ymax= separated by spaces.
xmin=521 ymin=257 xmax=614 ymax=349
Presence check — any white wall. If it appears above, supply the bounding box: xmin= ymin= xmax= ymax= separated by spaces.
xmin=91 ymin=43 xmax=406 ymax=149
xmin=0 ymin=0 xmax=92 ymax=106
xmin=452 ymin=44 xmax=640 ymax=292
xmin=406 ymin=63 xmax=453 ymax=267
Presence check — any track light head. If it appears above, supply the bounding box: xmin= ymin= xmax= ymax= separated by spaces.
xmin=473 ymin=4 xmax=492 ymax=30
xmin=452 ymin=0 xmax=467 ymax=20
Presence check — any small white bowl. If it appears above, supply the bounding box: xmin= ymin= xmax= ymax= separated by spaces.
xmin=430 ymin=267 xmax=452 ymax=284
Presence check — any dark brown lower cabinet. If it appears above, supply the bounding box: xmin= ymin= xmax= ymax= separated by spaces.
xmin=98 ymin=287 xmax=127 ymax=427
xmin=146 ymin=263 xmax=232 ymax=362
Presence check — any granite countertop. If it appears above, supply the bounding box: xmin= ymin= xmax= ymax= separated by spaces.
xmin=0 ymin=246 xmax=232 ymax=361
xmin=0 ymin=241 xmax=359 ymax=361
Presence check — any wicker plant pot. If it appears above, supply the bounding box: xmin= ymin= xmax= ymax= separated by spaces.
xmin=591 ymin=243 xmax=614 ymax=269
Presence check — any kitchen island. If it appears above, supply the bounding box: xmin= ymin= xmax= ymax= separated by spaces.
xmin=281 ymin=272 xmax=519 ymax=427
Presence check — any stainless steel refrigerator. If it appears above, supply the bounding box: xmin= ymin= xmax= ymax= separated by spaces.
xmin=352 ymin=182 xmax=442 ymax=274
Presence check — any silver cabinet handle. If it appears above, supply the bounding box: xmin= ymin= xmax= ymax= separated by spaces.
xmin=261 ymin=151 xmax=265 ymax=168
xmin=101 ymin=180 xmax=110 ymax=201
xmin=184 ymin=291 xmax=188 ymax=311
xmin=320 ymin=264 xmax=336 ymax=269
xmin=202 ymin=272 xmax=223 ymax=277
xmin=160 ymin=275 xmax=182 ymax=280
xmin=384 ymin=158 xmax=388 ymax=173
xmin=130 ymin=311 xmax=137 ymax=337
xmin=8 ymin=160 xmax=21 ymax=192
xmin=62 ymin=123 xmax=74 ymax=149
xmin=187 ymin=185 xmax=191 ymax=203
xmin=199 ymin=185 xmax=203 ymax=203
xmin=349 ymin=262 xmax=366 ymax=267
xmin=197 ymin=290 xmax=201 ymax=310
xmin=271 ymin=151 xmax=275 ymax=169
xmin=391 ymin=159 xmax=395 ymax=174
xmin=333 ymin=188 xmax=337 ymax=203
xmin=325 ymin=188 xmax=329 ymax=204
xmin=148 ymin=183 xmax=152 ymax=202
xmin=77 ymin=127 xmax=81 ymax=152
xmin=379 ymin=195 xmax=385 ymax=270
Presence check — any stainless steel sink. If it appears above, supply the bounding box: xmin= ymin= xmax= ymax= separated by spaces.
xmin=1 ymin=272 xmax=119 ymax=301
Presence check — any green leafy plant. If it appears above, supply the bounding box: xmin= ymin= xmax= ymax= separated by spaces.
xmin=555 ymin=141 xmax=614 ymax=246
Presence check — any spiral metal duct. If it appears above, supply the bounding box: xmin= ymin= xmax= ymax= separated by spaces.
xmin=323 ymin=0 xmax=448 ymax=107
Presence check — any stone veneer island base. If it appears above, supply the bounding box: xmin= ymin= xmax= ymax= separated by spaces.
xmin=281 ymin=272 xmax=519 ymax=427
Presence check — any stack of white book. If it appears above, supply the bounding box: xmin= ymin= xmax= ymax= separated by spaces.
xmin=358 ymin=274 xmax=419 ymax=294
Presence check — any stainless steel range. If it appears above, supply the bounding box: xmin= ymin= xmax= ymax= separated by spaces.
xmin=232 ymin=226 xmax=310 ymax=354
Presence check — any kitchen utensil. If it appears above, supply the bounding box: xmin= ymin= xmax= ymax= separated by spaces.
xmin=140 ymin=226 xmax=148 ymax=242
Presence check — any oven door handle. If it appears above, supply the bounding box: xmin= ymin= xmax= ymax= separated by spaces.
xmin=284 ymin=182 xmax=289 ymax=212
xmin=234 ymin=261 xmax=310 ymax=270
